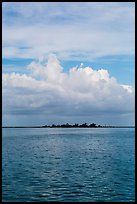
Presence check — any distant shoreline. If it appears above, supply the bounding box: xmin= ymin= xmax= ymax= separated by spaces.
xmin=2 ymin=126 xmax=135 ymax=128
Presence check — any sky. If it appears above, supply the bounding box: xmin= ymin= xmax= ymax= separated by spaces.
xmin=2 ymin=2 xmax=135 ymax=126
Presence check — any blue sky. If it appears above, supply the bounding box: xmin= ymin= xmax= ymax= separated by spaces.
xmin=2 ymin=2 xmax=135 ymax=126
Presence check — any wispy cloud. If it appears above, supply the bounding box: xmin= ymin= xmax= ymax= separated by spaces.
xmin=2 ymin=2 xmax=135 ymax=61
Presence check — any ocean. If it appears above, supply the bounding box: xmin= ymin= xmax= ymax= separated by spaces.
xmin=2 ymin=128 xmax=135 ymax=202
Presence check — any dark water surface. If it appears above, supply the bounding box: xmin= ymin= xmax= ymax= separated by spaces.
xmin=2 ymin=128 xmax=135 ymax=202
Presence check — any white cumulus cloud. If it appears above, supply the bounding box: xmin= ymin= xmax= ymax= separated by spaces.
xmin=2 ymin=54 xmax=134 ymax=120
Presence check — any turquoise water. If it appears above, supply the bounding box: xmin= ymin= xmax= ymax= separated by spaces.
xmin=2 ymin=128 xmax=135 ymax=202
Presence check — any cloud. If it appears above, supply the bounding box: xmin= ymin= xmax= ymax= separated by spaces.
xmin=2 ymin=2 xmax=135 ymax=61
xmin=2 ymin=54 xmax=135 ymax=120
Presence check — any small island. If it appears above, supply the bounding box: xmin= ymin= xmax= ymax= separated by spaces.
xmin=2 ymin=123 xmax=134 ymax=128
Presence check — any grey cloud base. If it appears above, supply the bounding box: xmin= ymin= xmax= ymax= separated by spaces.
xmin=2 ymin=55 xmax=134 ymax=125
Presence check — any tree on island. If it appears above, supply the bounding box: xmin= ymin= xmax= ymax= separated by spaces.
xmin=61 ymin=123 xmax=71 ymax=128
xmin=52 ymin=124 xmax=56 ymax=127
xmin=43 ymin=122 xmax=100 ymax=128
xmin=89 ymin=123 xmax=97 ymax=127
xmin=73 ymin=123 xmax=79 ymax=127
xmin=79 ymin=123 xmax=88 ymax=128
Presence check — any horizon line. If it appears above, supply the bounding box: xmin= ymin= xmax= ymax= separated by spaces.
xmin=2 ymin=124 xmax=135 ymax=128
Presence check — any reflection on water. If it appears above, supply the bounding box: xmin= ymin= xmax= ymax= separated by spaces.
xmin=2 ymin=128 xmax=135 ymax=202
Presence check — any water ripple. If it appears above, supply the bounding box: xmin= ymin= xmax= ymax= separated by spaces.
xmin=2 ymin=128 xmax=135 ymax=202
